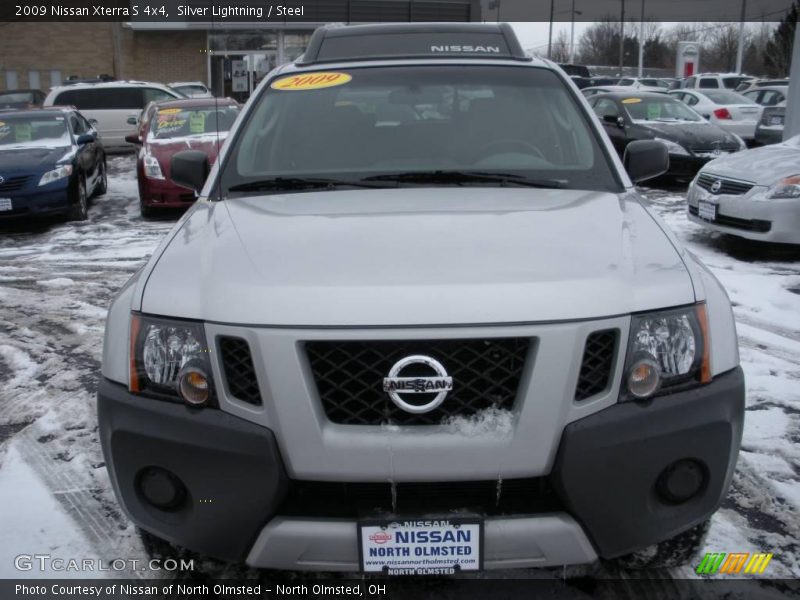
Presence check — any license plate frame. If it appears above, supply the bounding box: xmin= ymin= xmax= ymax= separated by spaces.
xmin=358 ymin=516 xmax=483 ymax=575
xmin=0 ymin=198 xmax=12 ymax=211
xmin=698 ymin=200 xmax=717 ymax=221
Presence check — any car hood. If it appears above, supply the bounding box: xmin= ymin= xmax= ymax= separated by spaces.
xmin=698 ymin=139 xmax=800 ymax=186
xmin=141 ymin=188 xmax=695 ymax=326
xmin=0 ymin=146 xmax=70 ymax=172
xmin=636 ymin=120 xmax=736 ymax=146
xmin=146 ymin=134 xmax=226 ymax=179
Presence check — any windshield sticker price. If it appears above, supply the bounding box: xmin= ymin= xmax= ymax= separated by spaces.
xmin=14 ymin=123 xmax=32 ymax=142
xmin=189 ymin=112 xmax=206 ymax=134
xmin=647 ymin=103 xmax=662 ymax=119
xmin=621 ymin=98 xmax=642 ymax=104
xmin=271 ymin=72 xmax=352 ymax=91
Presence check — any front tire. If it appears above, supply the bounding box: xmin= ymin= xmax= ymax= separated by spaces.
xmin=611 ymin=519 xmax=711 ymax=570
xmin=94 ymin=159 xmax=108 ymax=197
xmin=68 ymin=178 xmax=88 ymax=221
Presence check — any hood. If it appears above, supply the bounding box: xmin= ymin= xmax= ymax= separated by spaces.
xmin=636 ymin=120 xmax=737 ymax=148
xmin=141 ymin=188 xmax=694 ymax=326
xmin=0 ymin=146 xmax=70 ymax=172
xmin=699 ymin=141 xmax=800 ymax=186
xmin=146 ymin=134 xmax=227 ymax=179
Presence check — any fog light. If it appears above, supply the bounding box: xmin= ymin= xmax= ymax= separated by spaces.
xmin=656 ymin=459 xmax=707 ymax=504
xmin=177 ymin=364 xmax=210 ymax=406
xmin=627 ymin=356 xmax=661 ymax=398
xmin=138 ymin=467 xmax=187 ymax=510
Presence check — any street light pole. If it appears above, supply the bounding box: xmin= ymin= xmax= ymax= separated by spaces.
xmin=618 ymin=0 xmax=625 ymax=74
xmin=569 ymin=0 xmax=576 ymax=64
xmin=735 ymin=0 xmax=747 ymax=73
xmin=638 ymin=0 xmax=645 ymax=77
xmin=548 ymin=0 xmax=555 ymax=59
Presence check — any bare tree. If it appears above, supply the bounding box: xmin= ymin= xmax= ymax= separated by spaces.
xmin=551 ymin=29 xmax=571 ymax=63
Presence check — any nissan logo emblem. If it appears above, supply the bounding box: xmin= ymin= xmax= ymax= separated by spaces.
xmin=382 ymin=355 xmax=453 ymax=414
xmin=710 ymin=179 xmax=723 ymax=194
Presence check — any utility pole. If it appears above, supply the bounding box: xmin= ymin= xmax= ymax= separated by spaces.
xmin=569 ymin=0 xmax=576 ymax=63
xmin=618 ymin=0 xmax=625 ymax=74
xmin=735 ymin=0 xmax=747 ymax=73
xmin=548 ymin=0 xmax=555 ymax=59
xmin=637 ymin=0 xmax=645 ymax=77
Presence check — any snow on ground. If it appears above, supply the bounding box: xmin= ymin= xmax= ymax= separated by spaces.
xmin=0 ymin=156 xmax=798 ymax=587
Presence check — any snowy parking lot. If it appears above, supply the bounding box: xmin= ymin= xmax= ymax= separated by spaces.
xmin=0 ymin=155 xmax=798 ymax=584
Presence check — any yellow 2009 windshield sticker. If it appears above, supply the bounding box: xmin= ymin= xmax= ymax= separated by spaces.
xmin=158 ymin=108 xmax=182 ymax=115
xmin=271 ymin=72 xmax=352 ymax=91
xmin=621 ymin=98 xmax=642 ymax=104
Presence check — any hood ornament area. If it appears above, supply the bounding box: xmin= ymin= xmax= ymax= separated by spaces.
xmin=383 ymin=355 xmax=453 ymax=414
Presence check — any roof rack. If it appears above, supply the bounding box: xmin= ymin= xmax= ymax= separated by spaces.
xmin=297 ymin=23 xmax=530 ymax=66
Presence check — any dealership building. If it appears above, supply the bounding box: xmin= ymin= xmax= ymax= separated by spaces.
xmin=0 ymin=0 xmax=480 ymax=100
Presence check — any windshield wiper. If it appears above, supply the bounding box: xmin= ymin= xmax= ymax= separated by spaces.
xmin=228 ymin=177 xmax=393 ymax=193
xmin=362 ymin=170 xmax=565 ymax=188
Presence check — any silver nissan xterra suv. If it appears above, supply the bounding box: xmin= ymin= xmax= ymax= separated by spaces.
xmin=98 ymin=23 xmax=744 ymax=574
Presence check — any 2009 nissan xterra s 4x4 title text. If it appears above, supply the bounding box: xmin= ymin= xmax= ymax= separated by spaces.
xmin=98 ymin=23 xmax=744 ymax=574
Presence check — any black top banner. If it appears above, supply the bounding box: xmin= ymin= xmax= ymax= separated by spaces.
xmin=0 ymin=0 xmax=796 ymax=23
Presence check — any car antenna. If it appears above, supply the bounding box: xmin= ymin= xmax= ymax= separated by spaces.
xmin=212 ymin=11 xmax=223 ymax=204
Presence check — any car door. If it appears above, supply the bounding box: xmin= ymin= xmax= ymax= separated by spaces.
xmin=592 ymin=97 xmax=628 ymax=154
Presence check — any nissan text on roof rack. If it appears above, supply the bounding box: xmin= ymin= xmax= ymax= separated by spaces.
xmin=98 ymin=23 xmax=744 ymax=574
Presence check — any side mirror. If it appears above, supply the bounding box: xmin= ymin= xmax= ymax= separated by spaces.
xmin=127 ymin=116 xmax=138 ymax=126
xmin=623 ymin=140 xmax=669 ymax=183
xmin=76 ymin=133 xmax=95 ymax=145
xmin=602 ymin=114 xmax=625 ymax=128
xmin=171 ymin=150 xmax=210 ymax=193
xmin=125 ymin=132 xmax=142 ymax=145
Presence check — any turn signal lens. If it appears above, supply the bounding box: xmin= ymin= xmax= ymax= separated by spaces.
xmin=626 ymin=356 xmax=661 ymax=398
xmin=177 ymin=365 xmax=210 ymax=406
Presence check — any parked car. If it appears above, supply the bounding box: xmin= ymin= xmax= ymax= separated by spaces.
xmin=615 ymin=77 xmax=671 ymax=91
xmin=682 ymin=73 xmax=754 ymax=90
xmin=582 ymin=85 xmax=668 ymax=98
xmin=734 ymin=78 xmax=790 ymax=92
xmin=668 ymin=89 xmax=763 ymax=142
xmin=43 ymin=81 xmax=184 ymax=151
xmin=754 ymin=102 xmax=787 ymax=146
xmin=99 ymin=23 xmax=744 ymax=573
xmin=126 ymin=98 xmax=240 ymax=217
xmin=168 ymin=81 xmax=214 ymax=99
xmin=741 ymin=85 xmax=788 ymax=107
xmin=687 ymin=134 xmax=800 ymax=244
xmin=588 ymin=91 xmax=745 ymax=179
xmin=0 ymin=89 xmax=46 ymax=109
xmin=0 ymin=107 xmax=106 ymax=220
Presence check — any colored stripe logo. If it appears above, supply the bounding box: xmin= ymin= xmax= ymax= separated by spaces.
xmin=696 ymin=552 xmax=773 ymax=575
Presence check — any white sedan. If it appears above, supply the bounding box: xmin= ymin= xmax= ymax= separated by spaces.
xmin=670 ymin=89 xmax=763 ymax=141
xmin=687 ymin=134 xmax=800 ymax=244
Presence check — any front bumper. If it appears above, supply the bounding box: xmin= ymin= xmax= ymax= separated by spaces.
xmin=98 ymin=366 xmax=744 ymax=568
xmin=139 ymin=176 xmax=196 ymax=209
xmin=0 ymin=184 xmax=71 ymax=218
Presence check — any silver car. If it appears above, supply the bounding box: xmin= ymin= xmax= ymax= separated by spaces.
xmin=688 ymin=134 xmax=800 ymax=244
xmin=98 ymin=23 xmax=744 ymax=574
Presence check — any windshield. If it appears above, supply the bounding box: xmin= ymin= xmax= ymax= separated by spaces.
xmin=0 ymin=115 xmax=70 ymax=148
xmin=623 ymin=97 xmax=702 ymax=122
xmin=702 ymin=90 xmax=755 ymax=105
xmin=222 ymin=65 xmax=621 ymax=194
xmin=175 ymin=85 xmax=209 ymax=96
xmin=149 ymin=106 xmax=239 ymax=140
xmin=0 ymin=92 xmax=35 ymax=104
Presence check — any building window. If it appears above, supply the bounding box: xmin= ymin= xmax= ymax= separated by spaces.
xmin=6 ymin=71 xmax=18 ymax=90
xmin=50 ymin=70 xmax=62 ymax=87
xmin=28 ymin=70 xmax=41 ymax=90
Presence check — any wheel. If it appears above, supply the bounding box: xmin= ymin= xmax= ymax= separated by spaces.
xmin=94 ymin=159 xmax=108 ymax=197
xmin=68 ymin=178 xmax=88 ymax=221
xmin=611 ymin=519 xmax=711 ymax=570
xmin=140 ymin=203 xmax=155 ymax=219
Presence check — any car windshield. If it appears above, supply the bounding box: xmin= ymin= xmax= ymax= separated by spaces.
xmin=702 ymin=90 xmax=755 ymax=105
xmin=222 ymin=65 xmax=621 ymax=195
xmin=0 ymin=92 xmax=35 ymax=104
xmin=0 ymin=115 xmax=70 ymax=148
xmin=623 ymin=97 xmax=702 ymax=122
xmin=174 ymin=85 xmax=208 ymax=96
xmin=149 ymin=106 xmax=239 ymax=140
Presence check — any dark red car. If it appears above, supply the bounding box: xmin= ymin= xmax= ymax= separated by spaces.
xmin=126 ymin=98 xmax=239 ymax=218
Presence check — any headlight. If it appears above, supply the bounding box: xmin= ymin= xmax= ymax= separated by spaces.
xmin=38 ymin=164 xmax=73 ymax=186
xmin=653 ymin=137 xmax=689 ymax=156
xmin=129 ymin=314 xmax=215 ymax=406
xmin=143 ymin=153 xmax=164 ymax=180
xmin=766 ymin=175 xmax=800 ymax=199
xmin=623 ymin=304 xmax=711 ymax=401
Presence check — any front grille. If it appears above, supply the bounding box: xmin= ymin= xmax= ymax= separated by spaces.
xmin=305 ymin=338 xmax=530 ymax=426
xmin=0 ymin=175 xmax=30 ymax=192
xmin=696 ymin=173 xmax=754 ymax=196
xmin=281 ymin=478 xmax=561 ymax=518
xmin=575 ymin=330 xmax=617 ymax=400
xmin=218 ymin=336 xmax=262 ymax=405
xmin=689 ymin=205 xmax=771 ymax=232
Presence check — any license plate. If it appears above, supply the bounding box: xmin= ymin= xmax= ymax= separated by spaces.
xmin=359 ymin=517 xmax=482 ymax=575
xmin=698 ymin=201 xmax=717 ymax=221
xmin=0 ymin=198 xmax=12 ymax=211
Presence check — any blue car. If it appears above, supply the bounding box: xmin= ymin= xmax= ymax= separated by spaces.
xmin=0 ymin=107 xmax=106 ymax=221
